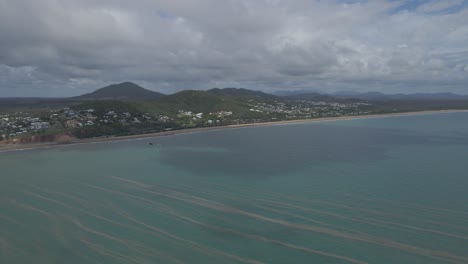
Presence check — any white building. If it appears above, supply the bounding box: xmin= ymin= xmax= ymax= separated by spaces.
xmin=31 ymin=122 xmax=50 ymax=130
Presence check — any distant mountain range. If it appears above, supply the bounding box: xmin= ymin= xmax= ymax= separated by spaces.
xmin=0 ymin=82 xmax=468 ymax=104
xmin=207 ymin=87 xmax=276 ymax=98
xmin=330 ymin=91 xmax=468 ymax=100
xmin=277 ymin=90 xmax=468 ymax=101
xmin=279 ymin=92 xmax=339 ymax=102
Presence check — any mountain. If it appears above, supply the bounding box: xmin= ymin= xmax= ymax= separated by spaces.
xmin=283 ymin=92 xmax=338 ymax=102
xmin=3 ymin=83 xmax=468 ymax=114
xmin=394 ymin=93 xmax=468 ymax=100
xmin=207 ymin=88 xmax=277 ymax=99
xmin=273 ymin=89 xmax=321 ymax=96
xmin=332 ymin=91 xmax=468 ymax=101
xmin=140 ymin=90 xmax=264 ymax=116
xmin=75 ymin=82 xmax=165 ymax=101
xmin=278 ymin=90 xmax=468 ymax=101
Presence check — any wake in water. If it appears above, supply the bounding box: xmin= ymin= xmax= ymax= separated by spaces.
xmin=1 ymin=173 xmax=468 ymax=264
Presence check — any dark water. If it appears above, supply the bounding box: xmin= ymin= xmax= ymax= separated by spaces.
xmin=1 ymin=112 xmax=468 ymax=264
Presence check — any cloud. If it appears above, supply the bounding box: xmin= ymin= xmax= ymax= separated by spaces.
xmin=416 ymin=0 xmax=464 ymax=13
xmin=0 ymin=0 xmax=467 ymax=96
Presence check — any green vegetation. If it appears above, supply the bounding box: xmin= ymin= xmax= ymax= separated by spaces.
xmin=2 ymin=82 xmax=468 ymax=142
xmin=75 ymin=82 xmax=165 ymax=100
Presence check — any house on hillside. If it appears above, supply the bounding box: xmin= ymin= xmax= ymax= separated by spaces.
xmin=31 ymin=122 xmax=50 ymax=130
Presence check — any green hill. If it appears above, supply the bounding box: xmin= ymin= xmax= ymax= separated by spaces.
xmin=75 ymin=82 xmax=165 ymax=101
xmin=207 ymin=88 xmax=276 ymax=98
xmin=140 ymin=90 xmax=256 ymax=116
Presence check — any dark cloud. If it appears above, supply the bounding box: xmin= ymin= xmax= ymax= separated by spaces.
xmin=0 ymin=0 xmax=467 ymax=97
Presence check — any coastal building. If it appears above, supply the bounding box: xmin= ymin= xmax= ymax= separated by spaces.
xmin=84 ymin=113 xmax=97 ymax=121
xmin=64 ymin=120 xmax=82 ymax=128
xmin=30 ymin=122 xmax=50 ymax=130
xmin=213 ymin=111 xmax=233 ymax=117
xmin=177 ymin=111 xmax=192 ymax=117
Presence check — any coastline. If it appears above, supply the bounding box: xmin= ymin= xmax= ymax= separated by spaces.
xmin=1 ymin=109 xmax=467 ymax=153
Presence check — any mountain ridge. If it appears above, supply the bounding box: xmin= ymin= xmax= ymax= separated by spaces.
xmin=74 ymin=82 xmax=165 ymax=101
xmin=276 ymin=90 xmax=468 ymax=100
xmin=207 ymin=87 xmax=277 ymax=98
xmin=2 ymin=82 xmax=468 ymax=101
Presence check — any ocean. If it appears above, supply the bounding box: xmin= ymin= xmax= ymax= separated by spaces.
xmin=1 ymin=112 xmax=468 ymax=264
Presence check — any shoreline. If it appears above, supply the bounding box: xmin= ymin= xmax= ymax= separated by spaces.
xmin=1 ymin=109 xmax=467 ymax=153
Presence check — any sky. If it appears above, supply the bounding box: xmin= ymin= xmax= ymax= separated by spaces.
xmin=0 ymin=0 xmax=467 ymax=97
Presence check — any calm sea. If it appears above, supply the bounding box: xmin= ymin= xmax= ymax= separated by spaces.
xmin=1 ymin=112 xmax=468 ymax=264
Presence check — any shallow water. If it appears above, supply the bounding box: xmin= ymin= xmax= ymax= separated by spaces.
xmin=1 ymin=112 xmax=468 ymax=264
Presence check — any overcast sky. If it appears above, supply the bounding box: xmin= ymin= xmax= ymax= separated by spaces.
xmin=1 ymin=0 xmax=467 ymax=97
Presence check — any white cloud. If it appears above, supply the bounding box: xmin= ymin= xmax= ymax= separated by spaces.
xmin=0 ymin=0 xmax=467 ymax=96
xmin=416 ymin=0 xmax=464 ymax=13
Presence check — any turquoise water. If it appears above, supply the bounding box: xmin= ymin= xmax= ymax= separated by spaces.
xmin=1 ymin=112 xmax=468 ymax=264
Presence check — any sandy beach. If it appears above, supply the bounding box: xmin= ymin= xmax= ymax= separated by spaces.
xmin=1 ymin=109 xmax=467 ymax=153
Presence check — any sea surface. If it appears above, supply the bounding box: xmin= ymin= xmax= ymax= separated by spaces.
xmin=1 ymin=112 xmax=468 ymax=264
